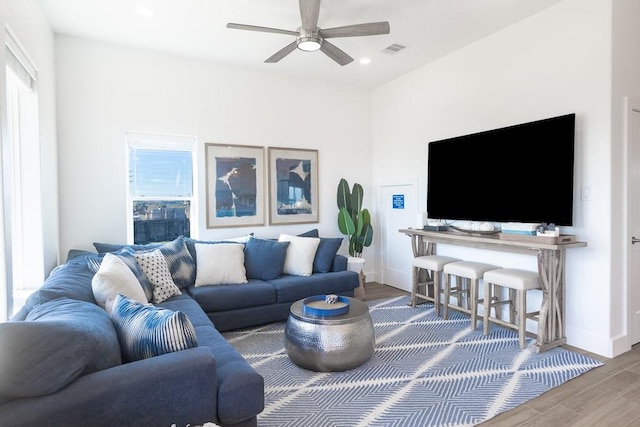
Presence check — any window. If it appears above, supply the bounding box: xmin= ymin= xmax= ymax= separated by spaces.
xmin=3 ymin=29 xmax=43 ymax=320
xmin=126 ymin=132 xmax=197 ymax=244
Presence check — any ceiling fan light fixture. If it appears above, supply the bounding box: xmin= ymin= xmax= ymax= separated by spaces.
xmin=297 ymin=36 xmax=322 ymax=52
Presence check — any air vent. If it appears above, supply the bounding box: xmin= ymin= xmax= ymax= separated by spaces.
xmin=382 ymin=43 xmax=406 ymax=54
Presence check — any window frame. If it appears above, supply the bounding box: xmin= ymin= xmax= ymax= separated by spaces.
xmin=125 ymin=132 xmax=198 ymax=244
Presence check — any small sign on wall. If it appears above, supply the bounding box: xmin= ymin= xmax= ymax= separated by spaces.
xmin=392 ymin=194 xmax=405 ymax=209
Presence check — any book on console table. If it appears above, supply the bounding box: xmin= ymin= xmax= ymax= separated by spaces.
xmin=498 ymin=233 xmax=577 ymax=244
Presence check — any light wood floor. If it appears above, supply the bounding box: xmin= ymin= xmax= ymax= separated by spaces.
xmin=363 ymin=282 xmax=640 ymax=427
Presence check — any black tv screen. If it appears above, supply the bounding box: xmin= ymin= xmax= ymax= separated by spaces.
xmin=426 ymin=113 xmax=576 ymax=226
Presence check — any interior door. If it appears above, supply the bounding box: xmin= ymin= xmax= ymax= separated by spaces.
xmin=629 ymin=102 xmax=640 ymax=344
xmin=379 ymin=183 xmax=416 ymax=292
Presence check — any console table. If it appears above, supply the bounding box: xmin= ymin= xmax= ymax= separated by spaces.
xmin=399 ymin=228 xmax=587 ymax=352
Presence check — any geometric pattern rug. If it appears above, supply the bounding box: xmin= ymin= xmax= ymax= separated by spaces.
xmin=222 ymin=295 xmax=603 ymax=426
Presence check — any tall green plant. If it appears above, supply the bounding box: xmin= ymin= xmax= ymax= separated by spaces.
xmin=337 ymin=178 xmax=373 ymax=257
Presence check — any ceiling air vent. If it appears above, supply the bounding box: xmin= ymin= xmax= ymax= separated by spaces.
xmin=382 ymin=43 xmax=406 ymax=55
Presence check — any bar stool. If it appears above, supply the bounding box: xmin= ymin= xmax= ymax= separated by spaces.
xmin=483 ymin=268 xmax=541 ymax=349
xmin=411 ymin=255 xmax=461 ymax=315
xmin=443 ymin=261 xmax=500 ymax=326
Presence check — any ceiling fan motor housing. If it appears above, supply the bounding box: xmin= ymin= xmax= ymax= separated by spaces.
xmin=296 ymin=29 xmax=322 ymax=52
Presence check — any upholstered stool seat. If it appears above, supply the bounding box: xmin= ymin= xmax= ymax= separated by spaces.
xmin=482 ymin=268 xmax=541 ymax=349
xmin=443 ymin=261 xmax=500 ymax=325
xmin=411 ymin=255 xmax=461 ymax=315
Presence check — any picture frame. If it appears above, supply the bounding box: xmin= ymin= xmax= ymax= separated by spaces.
xmin=205 ymin=143 xmax=265 ymax=228
xmin=268 ymin=147 xmax=319 ymax=225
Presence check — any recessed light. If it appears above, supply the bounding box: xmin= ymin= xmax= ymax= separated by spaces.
xmin=359 ymin=58 xmax=372 ymax=65
xmin=138 ymin=7 xmax=155 ymax=18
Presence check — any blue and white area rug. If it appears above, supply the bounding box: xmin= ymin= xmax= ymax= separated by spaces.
xmin=223 ymin=296 xmax=603 ymax=427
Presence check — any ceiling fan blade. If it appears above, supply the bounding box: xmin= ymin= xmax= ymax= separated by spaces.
xmin=320 ymin=41 xmax=353 ymax=66
xmin=265 ymin=41 xmax=298 ymax=63
xmin=320 ymin=22 xmax=390 ymax=39
xmin=226 ymin=23 xmax=298 ymax=36
xmin=299 ymin=0 xmax=321 ymax=32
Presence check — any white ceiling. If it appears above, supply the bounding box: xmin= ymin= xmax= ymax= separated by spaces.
xmin=38 ymin=0 xmax=565 ymax=88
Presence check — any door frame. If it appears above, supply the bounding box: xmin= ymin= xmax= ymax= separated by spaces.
xmin=377 ymin=176 xmax=420 ymax=288
xmin=625 ymin=97 xmax=640 ymax=348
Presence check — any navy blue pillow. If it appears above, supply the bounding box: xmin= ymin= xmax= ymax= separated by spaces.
xmin=313 ymin=237 xmax=343 ymax=273
xmin=298 ymin=229 xmax=319 ymax=238
xmin=93 ymin=241 xmax=162 ymax=254
xmin=244 ymin=238 xmax=290 ymax=280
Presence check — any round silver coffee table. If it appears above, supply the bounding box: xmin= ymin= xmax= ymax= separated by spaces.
xmin=284 ymin=296 xmax=375 ymax=372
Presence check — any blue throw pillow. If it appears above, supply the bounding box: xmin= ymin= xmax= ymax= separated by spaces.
xmin=298 ymin=229 xmax=319 ymax=238
xmin=93 ymin=237 xmax=196 ymax=289
xmin=0 ymin=298 xmax=122 ymax=400
xmin=244 ymin=237 xmax=290 ymax=280
xmin=93 ymin=241 xmax=162 ymax=254
xmin=85 ymin=249 xmax=153 ymax=302
xmin=109 ymin=294 xmax=198 ymax=362
xmin=313 ymin=237 xmax=343 ymax=273
xmin=154 ymin=236 xmax=196 ymax=289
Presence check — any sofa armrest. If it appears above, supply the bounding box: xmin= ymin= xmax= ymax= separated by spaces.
xmin=332 ymin=254 xmax=348 ymax=272
xmin=0 ymin=347 xmax=218 ymax=427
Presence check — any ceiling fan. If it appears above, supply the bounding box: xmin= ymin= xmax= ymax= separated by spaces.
xmin=226 ymin=0 xmax=390 ymax=66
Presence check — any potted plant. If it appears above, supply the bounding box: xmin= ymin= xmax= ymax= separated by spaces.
xmin=337 ymin=178 xmax=373 ymax=259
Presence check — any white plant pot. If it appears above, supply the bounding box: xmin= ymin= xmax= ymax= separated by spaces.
xmin=347 ymin=257 xmax=366 ymax=273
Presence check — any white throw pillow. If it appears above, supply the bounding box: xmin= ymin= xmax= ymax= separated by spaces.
xmin=133 ymin=249 xmax=182 ymax=303
xmin=92 ymin=253 xmax=148 ymax=309
xmin=278 ymin=234 xmax=321 ymax=276
xmin=194 ymin=243 xmax=248 ymax=286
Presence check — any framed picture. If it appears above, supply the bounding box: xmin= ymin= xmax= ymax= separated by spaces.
xmin=205 ymin=143 xmax=265 ymax=228
xmin=268 ymin=147 xmax=319 ymax=225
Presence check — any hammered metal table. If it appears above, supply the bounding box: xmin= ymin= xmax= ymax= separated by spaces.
xmin=284 ymin=296 xmax=375 ymax=372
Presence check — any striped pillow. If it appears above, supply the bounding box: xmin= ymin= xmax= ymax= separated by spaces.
xmin=109 ymin=294 xmax=198 ymax=362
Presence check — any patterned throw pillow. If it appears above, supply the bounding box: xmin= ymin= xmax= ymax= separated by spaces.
xmin=91 ymin=253 xmax=148 ymax=308
xmin=155 ymin=236 xmax=196 ymax=289
xmin=109 ymin=294 xmax=198 ymax=362
xmin=133 ymin=249 xmax=182 ymax=303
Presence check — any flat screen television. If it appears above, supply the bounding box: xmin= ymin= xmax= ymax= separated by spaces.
xmin=426 ymin=113 xmax=576 ymax=226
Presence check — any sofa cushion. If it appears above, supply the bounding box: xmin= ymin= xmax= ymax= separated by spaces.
xmin=189 ymin=279 xmax=277 ymax=312
xmin=184 ymin=234 xmax=253 ymax=267
xmin=194 ymin=243 xmax=247 ymax=286
xmin=94 ymin=241 xmax=162 ymax=253
xmin=298 ymin=229 xmax=319 ymax=237
xmin=85 ymin=248 xmax=153 ymax=301
xmin=313 ymin=237 xmax=343 ymax=273
xmin=109 ymin=294 xmax=198 ymax=362
xmin=244 ymin=237 xmax=289 ymax=280
xmin=278 ymin=234 xmax=320 ymax=276
xmin=269 ymin=271 xmax=360 ymax=303
xmin=93 ymin=237 xmax=196 ymax=289
xmin=0 ymin=298 xmax=121 ymax=399
xmin=91 ymin=253 xmax=148 ymax=308
xmin=153 ymin=236 xmax=196 ymax=289
xmin=133 ymin=249 xmax=182 ymax=303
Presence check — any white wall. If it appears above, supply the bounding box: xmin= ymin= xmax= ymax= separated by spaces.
xmin=612 ymin=0 xmax=640 ymax=355
xmin=55 ymin=37 xmax=372 ymax=263
xmin=371 ymin=0 xmax=616 ymax=356
xmin=1 ymin=1 xmax=59 ymax=272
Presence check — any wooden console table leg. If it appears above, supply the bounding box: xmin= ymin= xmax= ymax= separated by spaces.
xmin=535 ymin=249 xmax=567 ymax=352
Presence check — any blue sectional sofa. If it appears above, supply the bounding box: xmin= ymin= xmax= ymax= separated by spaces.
xmin=0 ymin=233 xmax=359 ymax=427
